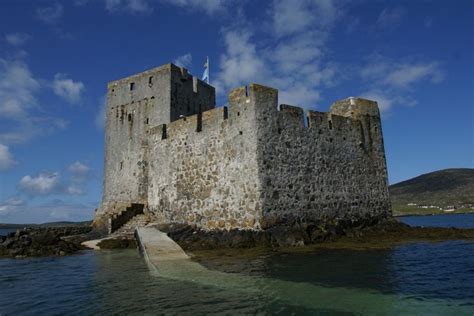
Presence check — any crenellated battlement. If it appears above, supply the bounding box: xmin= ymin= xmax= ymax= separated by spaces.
xmin=145 ymin=83 xmax=380 ymax=150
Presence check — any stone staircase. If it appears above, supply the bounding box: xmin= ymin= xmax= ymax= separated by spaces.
xmin=111 ymin=214 xmax=149 ymax=238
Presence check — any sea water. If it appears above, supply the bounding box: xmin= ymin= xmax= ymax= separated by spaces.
xmin=0 ymin=214 xmax=473 ymax=315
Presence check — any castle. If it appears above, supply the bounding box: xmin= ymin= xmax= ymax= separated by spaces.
xmin=93 ymin=63 xmax=391 ymax=233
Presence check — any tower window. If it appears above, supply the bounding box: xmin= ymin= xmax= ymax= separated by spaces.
xmin=148 ymin=76 xmax=153 ymax=86
xmin=130 ymin=82 xmax=135 ymax=91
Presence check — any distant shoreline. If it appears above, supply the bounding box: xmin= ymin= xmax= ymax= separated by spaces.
xmin=393 ymin=210 xmax=474 ymax=218
xmin=2 ymin=212 xmax=474 ymax=228
xmin=0 ymin=221 xmax=92 ymax=230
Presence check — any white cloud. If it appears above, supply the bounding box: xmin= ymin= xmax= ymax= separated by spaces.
xmin=52 ymin=73 xmax=85 ymax=103
xmin=217 ymin=30 xmax=268 ymax=90
xmin=0 ymin=59 xmax=40 ymax=119
xmin=68 ymin=161 xmax=92 ymax=182
xmin=19 ymin=172 xmax=62 ymax=195
xmin=271 ymin=33 xmax=323 ymax=73
xmin=0 ymin=57 xmax=70 ymax=144
xmin=358 ymin=57 xmax=442 ymax=114
xmin=384 ymin=63 xmax=443 ymax=88
xmin=95 ymin=96 xmax=107 ymax=130
xmin=36 ymin=3 xmax=64 ymax=24
xmin=0 ymin=117 xmax=68 ymax=145
xmin=215 ymin=0 xmax=341 ymax=110
xmin=376 ymin=6 xmax=405 ymax=30
xmin=105 ymin=0 xmax=153 ymax=14
xmin=161 ymin=0 xmax=229 ymax=15
xmin=360 ymin=58 xmax=443 ymax=89
xmin=18 ymin=171 xmax=87 ymax=196
xmin=15 ymin=161 xmax=93 ymax=198
xmin=272 ymin=0 xmax=340 ymax=37
xmin=5 ymin=33 xmax=31 ymax=46
xmin=68 ymin=161 xmax=91 ymax=175
xmin=0 ymin=197 xmax=25 ymax=215
xmin=99 ymin=0 xmax=232 ymax=15
xmin=0 ymin=144 xmax=17 ymax=171
xmin=174 ymin=53 xmax=192 ymax=68
xmin=65 ymin=185 xmax=84 ymax=195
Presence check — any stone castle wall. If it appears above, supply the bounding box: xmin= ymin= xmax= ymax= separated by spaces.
xmin=143 ymin=84 xmax=391 ymax=231
xmin=247 ymin=86 xmax=390 ymax=228
xmin=147 ymin=94 xmax=262 ymax=230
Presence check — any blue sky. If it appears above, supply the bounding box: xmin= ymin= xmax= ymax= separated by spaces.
xmin=0 ymin=0 xmax=472 ymax=223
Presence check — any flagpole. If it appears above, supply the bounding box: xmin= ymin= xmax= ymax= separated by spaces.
xmin=202 ymin=56 xmax=210 ymax=84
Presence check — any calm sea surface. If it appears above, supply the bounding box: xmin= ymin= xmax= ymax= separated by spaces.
xmin=1 ymin=214 xmax=473 ymax=315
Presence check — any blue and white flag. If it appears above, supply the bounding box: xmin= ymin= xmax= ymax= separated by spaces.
xmin=202 ymin=56 xmax=209 ymax=84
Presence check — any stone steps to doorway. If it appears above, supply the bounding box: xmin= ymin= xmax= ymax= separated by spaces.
xmin=111 ymin=214 xmax=149 ymax=238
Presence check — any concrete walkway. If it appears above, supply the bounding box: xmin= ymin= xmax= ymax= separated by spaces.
xmin=81 ymin=237 xmax=113 ymax=250
xmin=135 ymin=227 xmax=190 ymax=262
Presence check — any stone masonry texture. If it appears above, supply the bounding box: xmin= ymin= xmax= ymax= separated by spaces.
xmin=93 ymin=63 xmax=391 ymax=232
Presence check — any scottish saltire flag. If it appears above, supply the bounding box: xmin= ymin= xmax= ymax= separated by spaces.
xmin=202 ymin=56 xmax=209 ymax=84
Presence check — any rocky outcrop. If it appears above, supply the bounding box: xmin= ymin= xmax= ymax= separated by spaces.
xmin=0 ymin=226 xmax=93 ymax=258
xmin=158 ymin=217 xmax=474 ymax=251
xmin=153 ymin=215 xmax=384 ymax=250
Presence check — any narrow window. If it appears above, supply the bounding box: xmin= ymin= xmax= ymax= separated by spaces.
xmin=328 ymin=120 xmax=333 ymax=130
xmin=223 ymin=106 xmax=228 ymax=119
xmin=128 ymin=114 xmax=132 ymax=122
xmin=120 ymin=161 xmax=123 ymax=170
xmin=161 ymin=124 xmax=167 ymax=140
xmin=237 ymin=111 xmax=240 ymax=116
xmin=130 ymin=82 xmax=135 ymax=91
xmin=146 ymin=118 xmax=149 ymax=124
xmin=239 ymin=131 xmax=243 ymax=135
xmin=197 ymin=112 xmax=202 ymax=132
xmin=148 ymin=76 xmax=153 ymax=86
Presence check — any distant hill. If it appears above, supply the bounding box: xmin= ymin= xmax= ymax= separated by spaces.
xmin=0 ymin=221 xmax=92 ymax=229
xmin=390 ymin=168 xmax=474 ymax=215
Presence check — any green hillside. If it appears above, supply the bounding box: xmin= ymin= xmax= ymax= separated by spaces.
xmin=389 ymin=168 xmax=474 ymax=216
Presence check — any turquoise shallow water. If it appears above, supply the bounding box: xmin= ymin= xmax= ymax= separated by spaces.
xmin=1 ymin=214 xmax=473 ymax=315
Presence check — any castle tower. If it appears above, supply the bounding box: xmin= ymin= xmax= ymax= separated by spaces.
xmin=94 ymin=64 xmax=215 ymax=231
